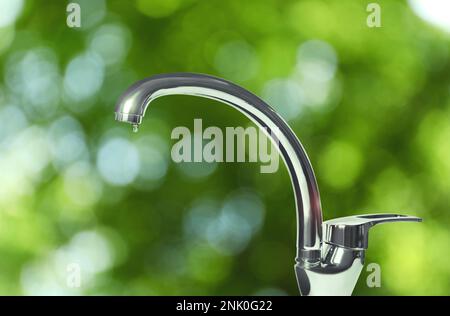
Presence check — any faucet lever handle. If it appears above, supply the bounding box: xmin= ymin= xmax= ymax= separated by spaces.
xmin=323 ymin=213 xmax=422 ymax=249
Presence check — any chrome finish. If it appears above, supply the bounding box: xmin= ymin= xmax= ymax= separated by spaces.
xmin=324 ymin=214 xmax=422 ymax=249
xmin=295 ymin=213 xmax=422 ymax=295
xmin=115 ymin=73 xmax=323 ymax=262
xmin=296 ymin=244 xmax=364 ymax=296
xmin=114 ymin=73 xmax=422 ymax=295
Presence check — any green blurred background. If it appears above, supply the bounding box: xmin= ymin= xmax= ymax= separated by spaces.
xmin=0 ymin=0 xmax=448 ymax=295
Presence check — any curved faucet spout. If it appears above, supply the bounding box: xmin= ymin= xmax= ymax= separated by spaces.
xmin=115 ymin=73 xmax=323 ymax=263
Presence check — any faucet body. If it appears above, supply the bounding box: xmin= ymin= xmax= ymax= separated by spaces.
xmin=115 ymin=73 xmax=421 ymax=295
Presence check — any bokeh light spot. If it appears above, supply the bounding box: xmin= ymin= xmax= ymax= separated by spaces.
xmin=184 ymin=190 xmax=265 ymax=255
xmin=409 ymin=0 xmax=450 ymax=33
xmin=215 ymin=41 xmax=259 ymax=82
xmin=134 ymin=135 xmax=169 ymax=189
xmin=21 ymin=230 xmax=114 ymax=295
xmin=296 ymin=40 xmax=337 ymax=83
xmin=6 ymin=47 xmax=60 ymax=118
xmin=262 ymin=79 xmax=304 ymax=121
xmin=72 ymin=0 xmax=106 ymax=29
xmin=318 ymin=140 xmax=363 ymax=190
xmin=0 ymin=105 xmax=28 ymax=144
xmin=63 ymin=162 xmax=103 ymax=208
xmin=136 ymin=0 xmax=182 ymax=18
xmin=97 ymin=138 xmax=140 ymax=186
xmin=48 ymin=115 xmax=88 ymax=170
xmin=293 ymin=40 xmax=338 ymax=107
xmin=88 ymin=23 xmax=131 ymax=67
xmin=63 ymin=52 xmax=104 ymax=109
xmin=0 ymin=0 xmax=24 ymax=27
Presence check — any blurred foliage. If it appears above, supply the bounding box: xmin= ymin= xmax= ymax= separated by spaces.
xmin=0 ymin=0 xmax=449 ymax=295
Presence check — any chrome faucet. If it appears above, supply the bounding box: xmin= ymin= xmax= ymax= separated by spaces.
xmin=115 ymin=73 xmax=421 ymax=296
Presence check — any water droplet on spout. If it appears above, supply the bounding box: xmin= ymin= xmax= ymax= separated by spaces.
xmin=132 ymin=124 xmax=139 ymax=133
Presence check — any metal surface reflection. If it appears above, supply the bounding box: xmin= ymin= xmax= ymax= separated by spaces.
xmin=115 ymin=73 xmax=421 ymax=295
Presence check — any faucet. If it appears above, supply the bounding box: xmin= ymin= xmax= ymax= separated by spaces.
xmin=115 ymin=73 xmax=421 ymax=296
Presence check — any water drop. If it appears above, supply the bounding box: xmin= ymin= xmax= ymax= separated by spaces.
xmin=132 ymin=124 xmax=139 ymax=133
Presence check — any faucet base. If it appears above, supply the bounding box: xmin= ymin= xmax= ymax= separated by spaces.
xmin=295 ymin=260 xmax=364 ymax=296
xmin=295 ymin=243 xmax=365 ymax=296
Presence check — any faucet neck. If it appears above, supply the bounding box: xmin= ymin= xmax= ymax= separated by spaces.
xmin=115 ymin=73 xmax=323 ymax=262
